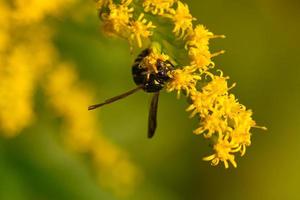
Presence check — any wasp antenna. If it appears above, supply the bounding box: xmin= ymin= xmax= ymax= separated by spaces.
xmin=88 ymin=103 xmax=105 ymax=110
xmin=88 ymin=85 xmax=143 ymax=111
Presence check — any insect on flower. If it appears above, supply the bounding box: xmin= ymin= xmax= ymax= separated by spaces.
xmin=88 ymin=45 xmax=174 ymax=138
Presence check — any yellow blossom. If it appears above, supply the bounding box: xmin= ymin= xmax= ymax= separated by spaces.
xmin=186 ymin=74 xmax=234 ymax=119
xmin=218 ymin=94 xmax=242 ymax=118
xmin=186 ymin=74 xmax=233 ymax=136
xmin=230 ymin=129 xmax=251 ymax=156
xmin=186 ymin=91 xmax=210 ymax=118
xmin=171 ymin=1 xmax=195 ymax=38
xmin=203 ymin=135 xmax=239 ymax=168
xmin=186 ymin=25 xmax=225 ymax=48
xmin=193 ymin=112 xmax=229 ymax=138
xmin=186 ymin=73 xmax=263 ymax=167
xmin=188 ymin=47 xmax=225 ymax=72
xmin=0 ymin=65 xmax=35 ymax=136
xmin=102 ymin=2 xmax=134 ymax=37
xmin=229 ymin=108 xmax=255 ymax=156
xmin=0 ymin=12 xmax=55 ymax=137
xmin=166 ymin=66 xmax=201 ymax=97
xmin=129 ymin=13 xmax=156 ymax=48
xmin=143 ymin=0 xmax=176 ymax=15
xmin=201 ymin=73 xmax=233 ymax=97
xmin=186 ymin=25 xmax=225 ymax=71
xmin=187 ymin=73 xmax=232 ymax=112
xmin=188 ymin=46 xmax=213 ymax=71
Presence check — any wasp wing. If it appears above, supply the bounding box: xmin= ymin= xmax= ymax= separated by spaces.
xmin=148 ymin=92 xmax=159 ymax=138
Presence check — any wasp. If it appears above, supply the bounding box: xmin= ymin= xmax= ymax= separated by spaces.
xmin=88 ymin=47 xmax=174 ymax=138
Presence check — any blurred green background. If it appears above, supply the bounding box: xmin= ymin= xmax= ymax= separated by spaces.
xmin=1 ymin=0 xmax=300 ymax=199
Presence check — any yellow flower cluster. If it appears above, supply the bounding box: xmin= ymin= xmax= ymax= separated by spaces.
xmin=0 ymin=1 xmax=57 ymax=136
xmin=163 ymin=2 xmax=266 ymax=168
xmin=96 ymin=0 xmax=266 ymax=168
xmin=170 ymin=1 xmax=196 ymax=38
xmin=186 ymin=73 xmax=265 ymax=168
xmin=99 ymin=0 xmax=155 ymax=47
xmin=129 ymin=13 xmax=156 ymax=48
xmin=166 ymin=66 xmax=201 ymax=98
xmin=45 ymin=64 xmax=140 ymax=194
xmin=1 ymin=0 xmax=139 ymax=194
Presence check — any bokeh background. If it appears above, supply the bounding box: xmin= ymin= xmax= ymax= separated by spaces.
xmin=1 ymin=0 xmax=300 ymax=199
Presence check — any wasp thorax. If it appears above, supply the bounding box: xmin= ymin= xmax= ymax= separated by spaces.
xmin=132 ymin=49 xmax=174 ymax=93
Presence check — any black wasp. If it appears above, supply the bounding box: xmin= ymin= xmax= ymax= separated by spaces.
xmin=88 ymin=48 xmax=174 ymax=138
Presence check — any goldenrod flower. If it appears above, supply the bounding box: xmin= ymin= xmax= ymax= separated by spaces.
xmin=203 ymin=135 xmax=239 ymax=168
xmin=186 ymin=25 xmax=225 ymax=48
xmin=188 ymin=48 xmax=225 ymax=72
xmin=200 ymin=73 xmax=233 ymax=97
xmin=129 ymin=13 xmax=156 ymax=48
xmin=228 ymin=107 xmax=255 ymax=156
xmin=143 ymin=0 xmax=176 ymax=15
xmin=193 ymin=112 xmax=229 ymax=138
xmin=102 ymin=2 xmax=134 ymax=37
xmin=0 ymin=21 xmax=55 ymax=137
xmin=171 ymin=1 xmax=195 ymax=38
xmin=187 ymin=73 xmax=264 ymax=166
xmin=166 ymin=66 xmax=201 ymax=97
xmin=0 ymin=65 xmax=35 ymax=136
xmin=187 ymin=74 xmax=233 ymax=117
xmin=99 ymin=1 xmax=155 ymax=48
xmin=95 ymin=0 xmax=265 ymax=168
xmin=188 ymin=47 xmax=213 ymax=72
